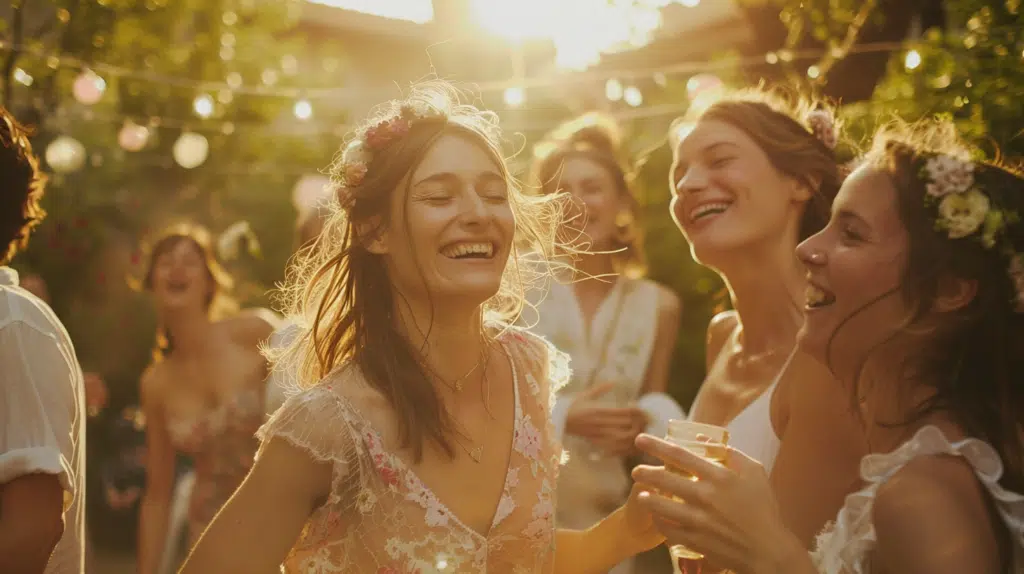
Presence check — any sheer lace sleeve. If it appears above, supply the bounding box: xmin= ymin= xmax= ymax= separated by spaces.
xmin=501 ymin=326 xmax=571 ymax=466
xmin=255 ymin=371 xmax=366 ymax=510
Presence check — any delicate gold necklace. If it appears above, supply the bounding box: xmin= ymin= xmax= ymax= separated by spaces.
xmin=429 ymin=347 xmax=487 ymax=393
xmin=450 ymin=357 xmax=493 ymax=464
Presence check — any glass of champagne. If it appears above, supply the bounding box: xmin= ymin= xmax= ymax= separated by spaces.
xmin=663 ymin=420 xmax=730 ymax=574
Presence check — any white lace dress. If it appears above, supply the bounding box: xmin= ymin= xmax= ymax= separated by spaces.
xmin=811 ymin=425 xmax=1024 ymax=573
xmin=257 ymin=327 xmax=569 ymax=574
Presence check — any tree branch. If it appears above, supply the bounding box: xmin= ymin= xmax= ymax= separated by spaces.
xmin=2 ymin=0 xmax=26 ymax=108
xmin=814 ymin=0 xmax=879 ymax=82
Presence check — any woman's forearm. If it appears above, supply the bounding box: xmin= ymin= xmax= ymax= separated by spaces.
xmin=137 ymin=493 xmax=171 ymax=574
xmin=554 ymin=506 xmax=649 ymax=574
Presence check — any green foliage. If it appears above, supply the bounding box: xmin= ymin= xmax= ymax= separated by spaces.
xmin=2 ymin=0 xmax=341 ymax=404
xmin=844 ymin=2 xmax=1024 ymax=158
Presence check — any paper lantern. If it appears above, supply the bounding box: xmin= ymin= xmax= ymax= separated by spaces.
xmin=72 ymin=70 xmax=106 ymax=105
xmin=292 ymin=175 xmax=332 ymax=216
xmin=118 ymin=121 xmax=150 ymax=152
xmin=172 ymin=132 xmax=209 ymax=169
xmin=45 ymin=136 xmax=86 ymax=173
xmin=686 ymin=74 xmax=724 ymax=101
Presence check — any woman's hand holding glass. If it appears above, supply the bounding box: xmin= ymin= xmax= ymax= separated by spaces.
xmin=631 ymin=433 xmax=807 ymax=574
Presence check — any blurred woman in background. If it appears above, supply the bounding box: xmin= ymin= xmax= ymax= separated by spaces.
xmin=529 ymin=113 xmax=683 ymax=574
xmin=134 ymin=224 xmax=278 ymax=574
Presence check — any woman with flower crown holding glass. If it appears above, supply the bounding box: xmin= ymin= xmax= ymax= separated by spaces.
xmin=180 ymin=83 xmax=662 ymax=573
xmin=633 ymin=120 xmax=1024 ymax=573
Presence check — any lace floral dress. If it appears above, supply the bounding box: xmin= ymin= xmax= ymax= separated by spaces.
xmin=257 ymin=327 xmax=570 ymax=573
xmin=165 ymin=387 xmax=264 ymax=545
xmin=811 ymin=425 xmax=1024 ymax=573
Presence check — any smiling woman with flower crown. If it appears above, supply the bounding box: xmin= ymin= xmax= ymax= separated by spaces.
xmin=179 ymin=83 xmax=662 ymax=574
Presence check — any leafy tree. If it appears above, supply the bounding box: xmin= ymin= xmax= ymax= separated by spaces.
xmin=2 ymin=0 xmax=343 ymax=403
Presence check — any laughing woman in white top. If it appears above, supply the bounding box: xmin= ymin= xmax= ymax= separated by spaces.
xmin=669 ymin=89 xmax=845 ymax=474
xmin=0 ymin=108 xmax=86 ymax=573
xmin=528 ymin=114 xmax=682 ymax=574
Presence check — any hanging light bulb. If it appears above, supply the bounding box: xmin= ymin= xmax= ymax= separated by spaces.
xmin=605 ymin=79 xmax=624 ymax=102
xmin=117 ymin=121 xmax=150 ymax=152
xmin=623 ymin=86 xmax=643 ymax=107
xmin=193 ymin=94 xmax=214 ymax=119
xmin=293 ymin=99 xmax=313 ymax=121
xmin=14 ymin=68 xmax=34 ymax=86
xmin=503 ymin=87 xmax=525 ymax=107
xmin=226 ymin=72 xmax=243 ymax=89
xmin=173 ymin=132 xmax=209 ymax=169
xmin=45 ymin=136 xmax=87 ymax=173
xmin=904 ymin=49 xmax=922 ymax=70
xmin=72 ymin=70 xmax=106 ymax=104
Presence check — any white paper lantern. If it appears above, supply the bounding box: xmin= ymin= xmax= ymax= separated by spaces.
xmin=117 ymin=121 xmax=150 ymax=152
xmin=172 ymin=132 xmax=209 ymax=169
xmin=45 ymin=136 xmax=86 ymax=173
xmin=292 ymin=175 xmax=332 ymax=216
xmin=72 ymin=70 xmax=106 ymax=105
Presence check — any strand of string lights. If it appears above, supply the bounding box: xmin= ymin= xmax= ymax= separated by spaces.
xmin=1 ymin=38 xmax=920 ymax=101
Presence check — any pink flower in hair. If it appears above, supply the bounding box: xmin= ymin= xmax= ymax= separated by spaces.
xmin=806 ymin=110 xmax=837 ymax=150
xmin=365 ymin=123 xmax=390 ymax=149
xmin=344 ymin=161 xmax=368 ymax=187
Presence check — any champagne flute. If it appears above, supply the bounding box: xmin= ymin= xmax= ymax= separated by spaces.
xmin=663 ymin=420 xmax=730 ymax=574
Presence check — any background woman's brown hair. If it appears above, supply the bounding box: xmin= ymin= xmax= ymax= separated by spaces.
xmin=532 ymin=112 xmax=646 ymax=278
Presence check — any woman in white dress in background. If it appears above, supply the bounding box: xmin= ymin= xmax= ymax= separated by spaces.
xmin=528 ymin=113 xmax=682 ymax=574
xmin=635 ymin=120 xmax=1024 ymax=574
xmin=669 ymin=89 xmax=846 ymax=475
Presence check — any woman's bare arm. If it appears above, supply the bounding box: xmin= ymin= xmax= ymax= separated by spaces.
xmin=180 ymin=437 xmax=331 ymax=573
xmin=136 ymin=369 xmax=177 ymax=574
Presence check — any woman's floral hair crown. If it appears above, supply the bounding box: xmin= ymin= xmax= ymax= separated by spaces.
xmin=918 ymin=152 xmax=1024 ymax=311
xmin=805 ymin=109 xmax=838 ymax=150
xmin=333 ymin=101 xmax=444 ymax=210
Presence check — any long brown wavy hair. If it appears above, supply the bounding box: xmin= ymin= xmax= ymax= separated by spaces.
xmin=270 ymin=83 xmax=566 ymax=460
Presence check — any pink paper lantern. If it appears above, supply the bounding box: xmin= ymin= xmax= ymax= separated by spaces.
xmin=685 ymin=73 xmax=724 ymax=101
xmin=292 ymin=175 xmax=332 ymax=216
xmin=118 ymin=121 xmax=150 ymax=152
xmin=72 ymin=70 xmax=106 ymax=105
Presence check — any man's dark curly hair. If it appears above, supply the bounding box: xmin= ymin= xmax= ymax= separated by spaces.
xmin=0 ymin=106 xmax=47 ymax=266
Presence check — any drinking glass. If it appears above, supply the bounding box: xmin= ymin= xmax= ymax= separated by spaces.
xmin=663 ymin=420 xmax=730 ymax=574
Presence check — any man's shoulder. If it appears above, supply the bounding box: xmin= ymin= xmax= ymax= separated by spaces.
xmin=0 ymin=285 xmax=77 ymax=361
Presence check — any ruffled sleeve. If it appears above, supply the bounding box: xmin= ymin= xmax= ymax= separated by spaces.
xmin=811 ymin=425 xmax=1024 ymax=573
xmin=256 ymin=370 xmax=366 ymax=508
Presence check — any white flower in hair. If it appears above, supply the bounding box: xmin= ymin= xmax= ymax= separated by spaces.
xmin=924 ymin=155 xmax=974 ymax=197
xmin=806 ymin=110 xmax=837 ymax=150
xmin=938 ymin=188 xmax=990 ymax=239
